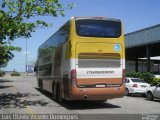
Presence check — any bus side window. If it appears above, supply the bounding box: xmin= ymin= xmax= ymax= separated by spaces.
xmin=54 ymin=46 xmax=63 ymax=76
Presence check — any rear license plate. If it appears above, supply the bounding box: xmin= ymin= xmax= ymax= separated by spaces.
xmin=96 ymin=84 xmax=106 ymax=88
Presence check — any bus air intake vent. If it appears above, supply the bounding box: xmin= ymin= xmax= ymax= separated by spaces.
xmin=78 ymin=53 xmax=120 ymax=68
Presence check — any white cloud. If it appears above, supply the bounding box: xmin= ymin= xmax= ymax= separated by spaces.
xmin=22 ymin=51 xmax=30 ymax=55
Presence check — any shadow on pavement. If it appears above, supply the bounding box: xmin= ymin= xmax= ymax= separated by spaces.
xmin=0 ymin=92 xmax=49 ymax=109
xmin=35 ymin=88 xmax=121 ymax=110
xmin=125 ymin=94 xmax=146 ymax=98
xmin=0 ymin=78 xmax=13 ymax=89
xmin=144 ymin=98 xmax=160 ymax=103
xmin=0 ymin=85 xmax=13 ymax=89
xmin=125 ymin=95 xmax=160 ymax=103
xmin=0 ymin=79 xmax=13 ymax=82
xmin=60 ymin=100 xmax=121 ymax=110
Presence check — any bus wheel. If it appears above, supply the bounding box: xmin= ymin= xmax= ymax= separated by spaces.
xmin=57 ymin=85 xmax=63 ymax=102
xmin=38 ymin=79 xmax=41 ymax=88
xmin=40 ymin=80 xmax=43 ymax=92
xmin=52 ymin=83 xmax=57 ymax=100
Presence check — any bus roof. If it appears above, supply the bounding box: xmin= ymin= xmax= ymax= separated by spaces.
xmin=38 ymin=16 xmax=121 ymax=49
xmin=72 ymin=16 xmax=121 ymax=22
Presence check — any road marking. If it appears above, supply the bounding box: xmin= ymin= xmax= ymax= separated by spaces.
xmin=19 ymin=98 xmax=36 ymax=114
xmin=26 ymin=106 xmax=36 ymax=114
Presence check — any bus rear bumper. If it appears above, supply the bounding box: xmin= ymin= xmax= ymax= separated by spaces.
xmin=70 ymin=85 xmax=125 ymax=100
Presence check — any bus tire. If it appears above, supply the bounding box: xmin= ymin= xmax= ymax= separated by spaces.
xmin=40 ymin=80 xmax=43 ymax=92
xmin=57 ymin=84 xmax=63 ymax=102
xmin=38 ymin=79 xmax=40 ymax=88
xmin=52 ymin=83 xmax=57 ymax=100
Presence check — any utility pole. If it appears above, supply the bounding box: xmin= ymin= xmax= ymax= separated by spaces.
xmin=25 ymin=38 xmax=28 ymax=76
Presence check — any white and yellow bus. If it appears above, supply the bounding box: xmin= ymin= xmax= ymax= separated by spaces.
xmin=37 ymin=17 xmax=125 ymax=102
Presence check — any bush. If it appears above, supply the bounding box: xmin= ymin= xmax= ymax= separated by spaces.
xmin=126 ymin=71 xmax=155 ymax=84
xmin=141 ymin=72 xmax=154 ymax=83
xmin=151 ymin=78 xmax=160 ymax=85
xmin=11 ymin=71 xmax=20 ymax=76
xmin=0 ymin=70 xmax=5 ymax=77
xmin=126 ymin=71 xmax=142 ymax=78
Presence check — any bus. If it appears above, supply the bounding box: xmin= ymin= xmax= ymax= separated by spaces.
xmin=37 ymin=17 xmax=125 ymax=102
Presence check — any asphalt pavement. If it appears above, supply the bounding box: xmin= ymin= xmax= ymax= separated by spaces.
xmin=0 ymin=76 xmax=160 ymax=120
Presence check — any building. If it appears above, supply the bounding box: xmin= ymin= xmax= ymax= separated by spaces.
xmin=125 ymin=24 xmax=160 ymax=73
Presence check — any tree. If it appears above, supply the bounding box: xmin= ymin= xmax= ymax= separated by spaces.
xmin=0 ymin=0 xmax=73 ymax=68
xmin=0 ymin=44 xmax=21 ymax=68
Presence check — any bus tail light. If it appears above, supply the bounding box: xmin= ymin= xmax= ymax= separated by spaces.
xmin=122 ymin=69 xmax=126 ymax=83
xmin=71 ymin=69 xmax=77 ymax=85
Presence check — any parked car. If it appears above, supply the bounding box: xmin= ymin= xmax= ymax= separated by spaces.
xmin=125 ymin=77 xmax=150 ymax=96
xmin=145 ymin=83 xmax=160 ymax=101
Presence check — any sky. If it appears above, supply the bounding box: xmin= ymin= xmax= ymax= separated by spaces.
xmin=2 ymin=0 xmax=160 ymax=72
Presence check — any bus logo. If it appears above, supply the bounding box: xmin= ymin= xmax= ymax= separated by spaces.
xmin=87 ymin=71 xmax=114 ymax=74
xmin=114 ymin=44 xmax=120 ymax=51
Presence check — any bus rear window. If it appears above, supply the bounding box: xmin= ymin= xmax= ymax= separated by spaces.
xmin=76 ymin=19 xmax=121 ymax=38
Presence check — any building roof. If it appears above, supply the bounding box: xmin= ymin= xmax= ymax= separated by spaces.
xmin=125 ymin=24 xmax=160 ymax=48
